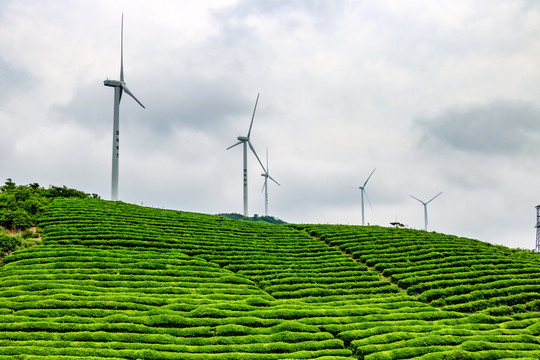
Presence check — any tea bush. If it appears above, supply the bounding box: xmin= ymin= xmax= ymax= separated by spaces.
xmin=1 ymin=199 xmax=539 ymax=359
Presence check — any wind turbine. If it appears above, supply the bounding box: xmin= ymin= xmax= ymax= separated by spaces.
xmin=261 ymin=147 xmax=280 ymax=216
xmin=103 ymin=14 xmax=145 ymax=201
xmin=227 ymin=93 xmax=266 ymax=216
xmin=410 ymin=192 xmax=443 ymax=231
xmin=358 ymin=168 xmax=376 ymax=226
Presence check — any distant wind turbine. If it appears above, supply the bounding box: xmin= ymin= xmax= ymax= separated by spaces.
xmin=261 ymin=147 xmax=280 ymax=216
xmin=227 ymin=93 xmax=266 ymax=216
xmin=410 ymin=192 xmax=443 ymax=231
xmin=103 ymin=14 xmax=145 ymax=201
xmin=358 ymin=168 xmax=376 ymax=226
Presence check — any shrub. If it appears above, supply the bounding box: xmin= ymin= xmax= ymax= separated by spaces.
xmin=0 ymin=209 xmax=32 ymax=230
xmin=0 ymin=234 xmax=21 ymax=254
xmin=20 ymin=229 xmax=38 ymax=239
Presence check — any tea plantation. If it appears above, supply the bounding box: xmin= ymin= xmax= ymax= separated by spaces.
xmin=0 ymin=198 xmax=539 ymax=359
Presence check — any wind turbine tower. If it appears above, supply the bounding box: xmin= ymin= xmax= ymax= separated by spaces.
xmin=227 ymin=93 xmax=266 ymax=216
xmin=261 ymin=148 xmax=280 ymax=216
xmin=534 ymin=205 xmax=540 ymax=253
xmin=104 ymin=14 xmax=145 ymax=201
xmin=410 ymin=192 xmax=443 ymax=231
xmin=358 ymin=168 xmax=376 ymax=226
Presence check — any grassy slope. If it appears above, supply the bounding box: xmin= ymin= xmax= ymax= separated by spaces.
xmin=0 ymin=198 xmax=539 ymax=359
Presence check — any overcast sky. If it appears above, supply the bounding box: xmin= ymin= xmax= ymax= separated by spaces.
xmin=1 ymin=1 xmax=539 ymax=250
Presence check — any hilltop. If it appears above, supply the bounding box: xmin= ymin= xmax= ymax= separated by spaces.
xmin=0 ymin=197 xmax=539 ymax=359
xmin=218 ymin=213 xmax=287 ymax=225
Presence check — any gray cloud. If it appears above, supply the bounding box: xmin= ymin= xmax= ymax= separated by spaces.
xmin=414 ymin=100 xmax=540 ymax=156
xmin=49 ymin=84 xmax=110 ymax=135
xmin=217 ymin=0 xmax=347 ymax=25
xmin=0 ymin=58 xmax=36 ymax=105
xmin=2 ymin=1 xmax=540 ymax=251
xmin=140 ymin=77 xmax=251 ymax=136
xmin=51 ymin=75 xmax=253 ymax=140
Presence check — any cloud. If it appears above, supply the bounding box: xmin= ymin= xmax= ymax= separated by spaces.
xmin=0 ymin=58 xmax=36 ymax=105
xmin=414 ymin=100 xmax=540 ymax=156
xmin=138 ymin=76 xmax=250 ymax=137
xmin=1 ymin=1 xmax=540 ymax=251
xmin=50 ymin=76 xmax=250 ymax=140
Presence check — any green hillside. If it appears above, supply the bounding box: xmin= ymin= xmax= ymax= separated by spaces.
xmin=1 ymin=198 xmax=539 ymax=359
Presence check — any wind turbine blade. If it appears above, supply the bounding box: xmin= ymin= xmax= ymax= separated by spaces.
xmin=247 ymin=93 xmax=260 ymax=138
xmin=226 ymin=140 xmax=243 ymax=150
xmin=120 ymin=13 xmax=124 ymax=82
xmin=363 ymin=168 xmax=376 ymax=187
xmin=248 ymin=140 xmax=266 ymax=173
xmin=364 ymin=189 xmax=373 ymax=210
xmin=426 ymin=191 xmax=443 ymax=204
xmin=118 ymin=87 xmax=123 ymax=104
xmin=266 ymin=147 xmax=281 ymax=185
xmin=121 ymin=84 xmax=145 ymax=108
xmin=409 ymin=194 xmax=424 ymax=204
xmin=261 ymin=178 xmax=267 ymax=193
xmin=268 ymin=175 xmax=281 ymax=186
xmin=266 ymin=146 xmax=269 ymax=173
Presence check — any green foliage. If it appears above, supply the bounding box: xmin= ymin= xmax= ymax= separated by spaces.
xmin=0 ymin=199 xmax=540 ymax=359
xmin=0 ymin=179 xmax=97 ymax=231
xmin=0 ymin=233 xmax=21 ymax=254
xmin=0 ymin=209 xmax=32 ymax=229
xmin=43 ymin=185 xmax=96 ymax=199
xmin=218 ymin=213 xmax=287 ymax=225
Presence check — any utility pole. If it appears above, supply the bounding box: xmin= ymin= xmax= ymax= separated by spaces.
xmin=535 ymin=205 xmax=540 ymax=253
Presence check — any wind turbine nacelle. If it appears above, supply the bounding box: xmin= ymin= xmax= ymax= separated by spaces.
xmin=104 ymin=79 xmax=124 ymax=87
xmin=261 ymin=173 xmax=267 ymax=177
xmin=237 ymin=136 xmax=249 ymax=141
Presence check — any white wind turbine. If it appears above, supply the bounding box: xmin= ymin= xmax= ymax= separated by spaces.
xmin=103 ymin=14 xmax=145 ymax=201
xmin=261 ymin=147 xmax=280 ymax=216
xmin=227 ymin=93 xmax=266 ymax=216
xmin=358 ymin=168 xmax=376 ymax=226
xmin=410 ymin=192 xmax=443 ymax=231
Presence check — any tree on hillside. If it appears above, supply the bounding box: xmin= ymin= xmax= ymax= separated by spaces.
xmin=0 ymin=179 xmax=98 ymax=230
xmin=218 ymin=213 xmax=287 ymax=225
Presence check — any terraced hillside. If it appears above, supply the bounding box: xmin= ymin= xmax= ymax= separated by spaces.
xmin=0 ymin=198 xmax=539 ymax=359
